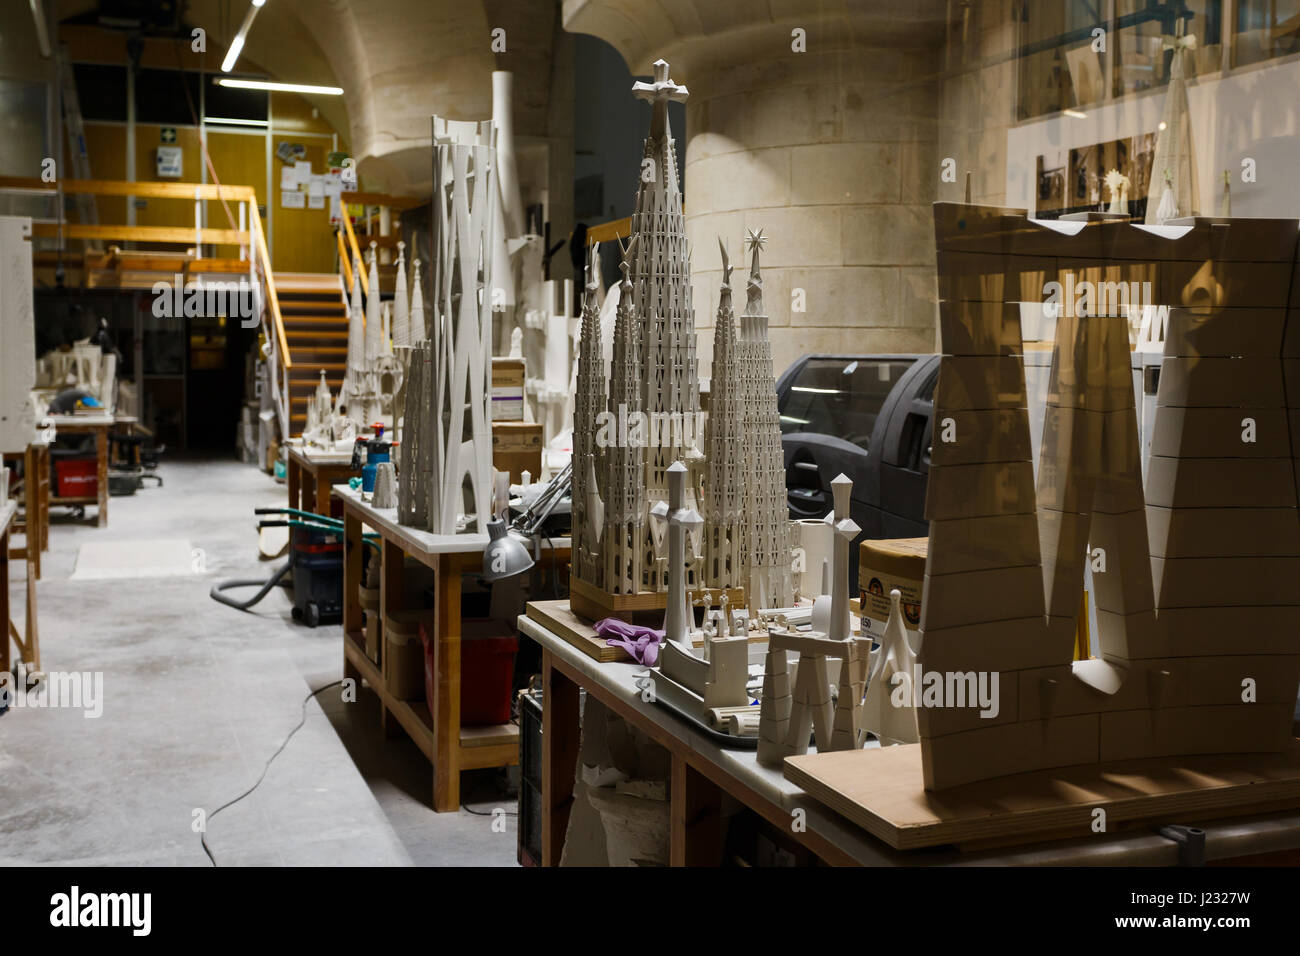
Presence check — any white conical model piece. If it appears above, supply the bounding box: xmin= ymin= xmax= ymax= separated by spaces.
xmin=860 ymin=589 xmax=919 ymax=746
xmin=392 ymin=240 xmax=410 ymax=349
xmin=365 ymin=241 xmax=383 ymax=366
xmin=409 ymin=257 xmax=426 ymax=344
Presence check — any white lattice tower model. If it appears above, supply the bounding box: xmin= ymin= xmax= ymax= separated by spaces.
xmin=429 ymin=132 xmax=497 ymax=535
xmin=703 ymin=238 xmax=747 ymax=591
xmin=601 ymin=240 xmax=647 ymax=595
xmin=629 ymin=59 xmax=701 ymax=571
xmin=410 ymin=256 xmax=426 ymax=343
xmin=738 ymin=228 xmax=795 ymax=609
xmin=573 ymin=241 xmax=608 ymax=586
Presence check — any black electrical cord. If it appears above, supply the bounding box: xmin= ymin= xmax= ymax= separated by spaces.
xmin=200 ymin=679 xmax=344 ymax=866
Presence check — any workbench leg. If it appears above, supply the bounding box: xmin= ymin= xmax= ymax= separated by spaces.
xmin=25 ymin=445 xmax=40 ymax=579
xmin=379 ymin=539 xmax=405 ymax=740
xmin=22 ymin=559 xmax=38 ymax=673
xmin=432 ymin=553 xmax=462 ymax=812
xmin=315 ymin=475 xmax=332 ymax=521
xmin=1 ymin=528 xmax=10 ymax=677
xmin=95 ymin=428 xmax=108 ymax=527
xmin=287 ymin=457 xmax=301 ymax=514
xmin=670 ymin=754 xmax=724 ymax=867
xmin=38 ymin=445 xmax=49 ymax=553
xmin=542 ymin=650 xmax=580 ymax=866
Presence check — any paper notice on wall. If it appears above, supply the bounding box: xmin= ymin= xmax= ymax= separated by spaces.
xmin=281 ymin=189 xmax=306 ymax=209
xmin=324 ymin=178 xmax=342 ymax=200
xmin=307 ymin=175 xmax=325 ymax=198
xmin=293 ymin=160 xmax=312 ymax=185
xmin=308 ymin=193 xmax=325 ymax=209
xmin=279 ymin=166 xmax=297 ymax=191
xmin=328 ymin=194 xmax=343 ymax=225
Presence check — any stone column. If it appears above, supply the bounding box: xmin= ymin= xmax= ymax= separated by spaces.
xmin=563 ymin=1 xmax=948 ymax=374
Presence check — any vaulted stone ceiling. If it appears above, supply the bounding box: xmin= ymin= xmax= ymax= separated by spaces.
xmin=52 ymin=0 xmax=561 ymax=195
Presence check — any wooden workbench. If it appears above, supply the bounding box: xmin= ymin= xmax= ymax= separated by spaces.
xmin=1 ymin=499 xmax=39 ymax=677
xmin=47 ymin=414 xmax=113 ymax=527
xmin=335 ymin=485 xmax=531 ymax=811
xmin=2 ymin=442 xmax=49 ymax=580
xmin=522 ymin=601 xmax=1300 ymax=867
xmin=287 ymin=445 xmax=359 ymax=519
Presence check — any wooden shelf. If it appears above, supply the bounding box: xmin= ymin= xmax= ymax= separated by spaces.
xmin=50 ymin=495 xmax=97 ymax=505
xmin=343 ymin=620 xmax=518 ymax=790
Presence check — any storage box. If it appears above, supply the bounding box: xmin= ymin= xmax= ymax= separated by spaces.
xmin=491 ymin=421 xmax=542 ymax=482
xmin=386 ymin=610 xmax=434 ymax=701
xmin=422 ymin=618 xmax=518 ymax=726
xmin=490 ymin=357 xmax=526 ymax=421
xmin=858 ymin=537 xmax=927 ymax=645
xmin=52 ymin=453 xmax=97 ymax=499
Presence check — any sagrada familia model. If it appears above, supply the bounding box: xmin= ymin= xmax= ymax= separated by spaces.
xmin=571 ymin=59 xmax=794 ymax=615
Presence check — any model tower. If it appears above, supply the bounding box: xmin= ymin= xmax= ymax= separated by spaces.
xmin=629 ymin=59 xmax=701 ymax=585
xmin=572 ymin=242 xmax=607 ymax=586
xmin=738 ymin=229 xmax=793 ymax=609
xmin=703 ymin=240 xmax=747 ymax=591
xmin=602 ymin=241 xmax=646 ymax=594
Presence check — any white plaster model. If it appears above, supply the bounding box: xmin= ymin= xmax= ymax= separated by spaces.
xmin=0 ymin=217 xmax=38 ymax=452
xmin=571 ymin=60 xmax=802 ymax=611
xmin=737 ymin=229 xmax=795 ymax=609
xmin=860 ymin=589 xmax=919 ymax=746
xmin=398 ymin=118 xmax=498 ymax=535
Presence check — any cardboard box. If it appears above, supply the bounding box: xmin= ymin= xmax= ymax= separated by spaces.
xmin=858 ymin=537 xmax=927 ymax=646
xmin=491 ymin=421 xmax=542 ymax=482
xmin=490 ymin=357 xmax=525 ymax=421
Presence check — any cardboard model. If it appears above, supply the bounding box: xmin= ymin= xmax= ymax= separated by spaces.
xmin=921 ymin=203 xmax=1300 ymax=790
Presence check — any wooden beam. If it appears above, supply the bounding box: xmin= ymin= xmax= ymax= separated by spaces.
xmin=31 ymin=222 xmax=248 ymax=245
xmin=586 ymin=216 xmax=632 ymax=245
xmin=0 ymin=176 xmax=257 ymax=203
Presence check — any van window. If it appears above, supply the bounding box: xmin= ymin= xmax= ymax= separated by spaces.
xmin=779 ymin=358 xmax=916 ymax=451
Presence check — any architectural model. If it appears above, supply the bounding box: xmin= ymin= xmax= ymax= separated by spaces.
xmin=396 ymin=117 xmax=498 ymax=535
xmin=757 ymin=473 xmax=866 ymax=766
xmin=0 ymin=217 xmax=38 ymax=453
xmin=919 ymin=202 xmax=1300 ymax=790
xmin=569 ymin=60 xmax=796 ymax=617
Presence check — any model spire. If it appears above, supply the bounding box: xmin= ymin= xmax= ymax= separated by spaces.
xmin=573 ymin=241 xmax=608 ymax=585
xmin=602 ymin=235 xmax=646 ymax=594
xmin=392 ymin=240 xmax=410 ymax=349
xmin=703 ymin=237 xmax=747 ymax=592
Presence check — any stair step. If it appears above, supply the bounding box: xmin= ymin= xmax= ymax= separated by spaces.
xmin=290 ymin=363 xmax=346 ymax=374
xmin=284 ymin=330 xmax=345 ymax=343
xmin=274 ymin=272 xmax=343 ymax=294
xmin=289 ymin=345 xmax=348 ymax=356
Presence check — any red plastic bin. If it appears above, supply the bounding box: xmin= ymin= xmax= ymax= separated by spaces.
xmin=53 ymin=456 xmax=98 ymax=498
xmin=421 ymin=618 xmax=518 ymax=727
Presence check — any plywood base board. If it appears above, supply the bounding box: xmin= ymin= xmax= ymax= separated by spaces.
xmin=783 ymin=740 xmax=1300 ymax=850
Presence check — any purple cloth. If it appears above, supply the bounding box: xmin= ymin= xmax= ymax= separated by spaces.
xmin=595 ymin=617 xmax=665 ymax=666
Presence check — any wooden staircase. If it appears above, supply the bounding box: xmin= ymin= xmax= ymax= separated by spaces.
xmin=275 ymin=272 xmax=350 ymax=437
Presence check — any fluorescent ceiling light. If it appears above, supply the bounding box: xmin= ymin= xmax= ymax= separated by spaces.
xmin=216 ymin=78 xmax=344 ymax=96
xmin=220 ymin=34 xmax=246 ymax=73
xmin=204 ymin=116 xmax=269 ymax=127
xmin=221 ymin=0 xmax=266 ymax=73
xmin=1063 ymin=108 xmax=1086 ymax=119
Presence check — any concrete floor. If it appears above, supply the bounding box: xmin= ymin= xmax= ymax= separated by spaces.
xmin=1 ymin=458 xmax=519 ymax=866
